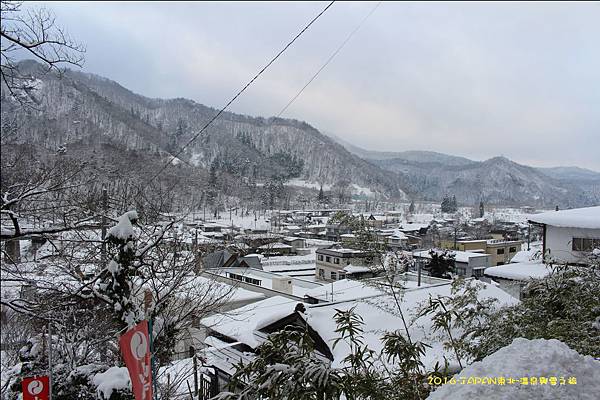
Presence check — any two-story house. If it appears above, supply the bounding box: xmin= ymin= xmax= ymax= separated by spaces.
xmin=315 ymin=248 xmax=370 ymax=281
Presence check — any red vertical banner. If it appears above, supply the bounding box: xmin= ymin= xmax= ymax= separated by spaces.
xmin=21 ymin=376 xmax=49 ymax=400
xmin=119 ymin=320 xmax=153 ymax=400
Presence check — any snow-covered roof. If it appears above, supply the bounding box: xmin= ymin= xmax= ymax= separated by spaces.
xmin=413 ymin=249 xmax=490 ymax=263
xmin=304 ymin=279 xmax=383 ymax=302
xmin=204 ymin=280 xmax=517 ymax=371
xmin=427 ymin=338 xmax=600 ymax=400
xmin=528 ymin=206 xmax=600 ymax=229
xmin=214 ymin=267 xmax=322 ymax=297
xmin=200 ymin=296 xmax=296 ymax=348
xmin=390 ymin=229 xmax=408 ymax=239
xmin=400 ymin=223 xmax=430 ymax=231
xmin=283 ymin=236 xmax=304 ymax=242
xmin=306 ymin=282 xmax=517 ymax=369
xmin=484 ymin=261 xmax=552 ymax=281
xmin=258 ymin=242 xmax=293 ymax=249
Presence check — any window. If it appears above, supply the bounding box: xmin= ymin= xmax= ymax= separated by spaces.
xmin=509 ymin=247 xmax=517 ymax=253
xmin=319 ymin=269 xmax=324 ymax=278
xmin=572 ymin=237 xmax=600 ymax=251
xmin=330 ymin=272 xmax=337 ymax=280
xmin=334 ymin=258 xmax=340 ymax=264
xmin=497 ymin=248 xmax=505 ymax=255
xmin=473 ymin=268 xmax=484 ymax=278
xmin=339 ymin=273 xmax=346 ymax=280
xmin=229 ymin=273 xmax=244 ymax=281
xmin=245 ymin=277 xmax=262 ymax=286
xmin=456 ymin=267 xmax=467 ymax=276
xmin=318 ymin=255 xmax=323 ymax=261
xmin=326 ymin=256 xmax=331 ymax=263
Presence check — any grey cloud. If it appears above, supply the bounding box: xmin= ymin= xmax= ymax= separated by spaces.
xmin=31 ymin=1 xmax=600 ymax=170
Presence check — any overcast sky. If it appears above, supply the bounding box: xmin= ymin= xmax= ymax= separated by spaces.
xmin=31 ymin=1 xmax=600 ymax=170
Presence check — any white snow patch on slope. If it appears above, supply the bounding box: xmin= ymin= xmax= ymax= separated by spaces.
xmin=287 ymin=179 xmax=331 ymax=191
xmin=427 ymin=338 xmax=600 ymax=400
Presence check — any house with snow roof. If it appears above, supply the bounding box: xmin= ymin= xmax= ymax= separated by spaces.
xmin=527 ymin=206 xmax=600 ymax=265
xmin=197 ymin=279 xmax=517 ymax=396
xmin=315 ymin=247 xmax=373 ymax=281
xmin=484 ymin=261 xmax=553 ymax=299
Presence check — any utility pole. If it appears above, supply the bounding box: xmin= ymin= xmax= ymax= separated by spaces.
xmin=190 ymin=346 xmax=198 ymax=396
xmin=331 ymin=282 xmax=334 ymax=302
xmin=101 ymin=184 xmax=108 ymax=268
xmin=48 ymin=322 xmax=53 ymax=400
xmin=454 ymin=224 xmax=458 ymax=250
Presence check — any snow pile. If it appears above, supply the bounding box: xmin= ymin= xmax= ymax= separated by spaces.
xmin=427 ymin=338 xmax=600 ymax=400
xmin=93 ymin=366 xmax=130 ymax=399
xmin=108 ymin=211 xmax=138 ymax=241
xmin=510 ymin=243 xmax=542 ymax=264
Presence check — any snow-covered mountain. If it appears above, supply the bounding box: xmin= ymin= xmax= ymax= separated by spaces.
xmin=333 ymin=136 xmax=600 ymax=207
xmin=3 ymin=60 xmax=599 ymax=207
xmin=1 ymin=60 xmax=405 ymax=199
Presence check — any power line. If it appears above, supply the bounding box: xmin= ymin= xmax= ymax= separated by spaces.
xmin=142 ymin=1 xmax=336 ymax=190
xmin=277 ymin=1 xmax=381 ymax=118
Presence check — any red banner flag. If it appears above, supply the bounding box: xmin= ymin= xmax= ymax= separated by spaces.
xmin=119 ymin=320 xmax=153 ymax=400
xmin=21 ymin=376 xmax=49 ymax=400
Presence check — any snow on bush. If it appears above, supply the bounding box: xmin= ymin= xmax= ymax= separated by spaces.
xmin=93 ymin=366 xmax=130 ymax=399
xmin=427 ymin=338 xmax=600 ymax=400
xmin=107 ymin=211 xmax=138 ymax=242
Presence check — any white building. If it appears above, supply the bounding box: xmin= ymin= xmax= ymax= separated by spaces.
xmin=528 ymin=206 xmax=600 ymax=265
xmin=484 ymin=261 xmax=552 ymax=299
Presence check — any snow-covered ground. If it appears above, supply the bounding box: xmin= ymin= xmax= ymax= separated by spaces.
xmin=427 ymin=338 xmax=600 ymax=400
xmin=287 ymin=179 xmax=332 ymax=191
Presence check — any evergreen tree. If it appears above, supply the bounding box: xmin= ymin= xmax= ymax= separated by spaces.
xmin=427 ymin=250 xmax=455 ymax=279
xmin=317 ymin=185 xmax=325 ymax=204
xmin=409 ymin=200 xmax=415 ymax=214
xmin=440 ymin=195 xmax=451 ymax=213
xmin=479 ymin=200 xmax=485 ymax=218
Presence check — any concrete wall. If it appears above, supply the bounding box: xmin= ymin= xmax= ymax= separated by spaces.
xmin=487 ymin=242 xmax=522 ymax=266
